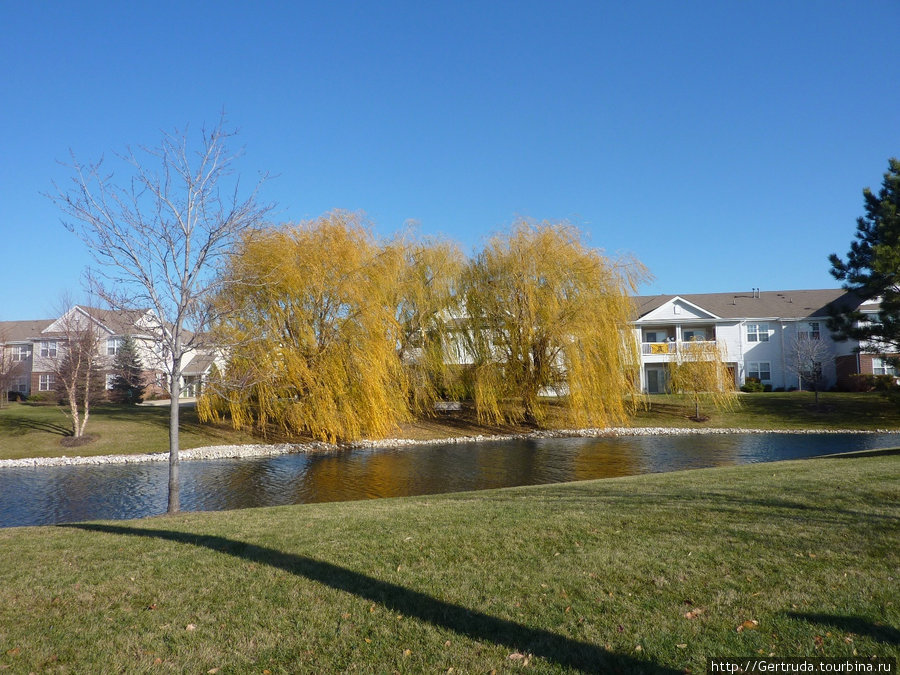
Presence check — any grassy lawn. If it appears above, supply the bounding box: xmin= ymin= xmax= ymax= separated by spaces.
xmin=0 ymin=403 xmax=258 ymax=461
xmin=633 ymin=391 xmax=900 ymax=430
xmin=0 ymin=451 xmax=896 ymax=672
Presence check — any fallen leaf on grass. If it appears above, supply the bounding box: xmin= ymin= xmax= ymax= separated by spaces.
xmin=509 ymin=653 xmax=525 ymax=660
xmin=403 ymin=649 xmax=412 ymax=657
xmin=736 ymin=620 xmax=759 ymax=632
xmin=676 ymin=644 xmax=687 ymax=649
xmin=186 ymin=624 xmax=196 ymax=632
xmin=4 ymin=648 xmax=19 ymax=657
xmin=684 ymin=608 xmax=704 ymax=620
xmin=207 ymin=669 xmax=220 ymax=674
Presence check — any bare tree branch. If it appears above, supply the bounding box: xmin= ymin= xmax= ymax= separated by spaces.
xmin=49 ymin=115 xmax=272 ymax=513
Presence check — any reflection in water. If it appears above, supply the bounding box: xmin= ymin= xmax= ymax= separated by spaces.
xmin=1 ymin=433 xmax=897 ymax=528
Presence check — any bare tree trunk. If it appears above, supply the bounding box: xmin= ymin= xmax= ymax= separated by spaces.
xmin=68 ymin=384 xmax=82 ymax=437
xmin=167 ymin=361 xmax=181 ymax=513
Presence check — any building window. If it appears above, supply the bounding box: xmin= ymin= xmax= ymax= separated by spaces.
xmin=683 ymin=329 xmax=707 ymax=342
xmin=798 ymin=322 xmax=821 ymax=340
xmin=747 ymin=362 xmax=771 ymax=381
xmin=11 ymin=345 xmax=29 ymax=361
xmin=106 ymin=374 xmax=117 ymax=390
xmin=746 ymin=323 xmax=769 ymax=342
xmin=13 ymin=378 xmax=28 ymax=393
xmin=39 ymin=341 xmax=58 ymax=358
xmin=38 ymin=374 xmax=56 ymax=391
xmin=872 ymin=357 xmax=897 ymax=376
xmin=107 ymin=337 xmax=124 ymax=356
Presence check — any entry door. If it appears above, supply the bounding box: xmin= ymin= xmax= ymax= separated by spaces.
xmin=647 ymin=368 xmax=661 ymax=394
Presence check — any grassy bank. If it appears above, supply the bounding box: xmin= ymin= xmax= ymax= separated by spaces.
xmin=0 ymin=403 xmax=258 ymax=460
xmin=633 ymin=391 xmax=900 ymax=430
xmin=0 ymin=452 xmax=897 ymax=673
xmin=2 ymin=392 xmax=900 ymax=461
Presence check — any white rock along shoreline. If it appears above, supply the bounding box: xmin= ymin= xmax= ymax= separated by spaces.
xmin=2 ymin=426 xmax=897 ymax=469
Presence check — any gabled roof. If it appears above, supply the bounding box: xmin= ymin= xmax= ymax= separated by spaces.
xmin=0 ymin=319 xmax=54 ymax=343
xmin=182 ymin=354 xmax=218 ymax=376
xmin=633 ymin=289 xmax=864 ymax=321
xmin=41 ymin=306 xmax=157 ymax=338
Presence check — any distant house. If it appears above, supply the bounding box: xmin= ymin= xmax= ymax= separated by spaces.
xmin=0 ymin=305 xmax=219 ymax=400
xmin=632 ymin=288 xmax=888 ymax=393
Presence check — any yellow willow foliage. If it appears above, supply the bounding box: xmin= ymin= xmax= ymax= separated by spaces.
xmin=460 ymin=219 xmax=648 ymax=427
xmin=199 ymin=212 xmax=412 ymax=442
xmin=387 ymin=235 xmax=465 ymax=416
xmin=667 ymin=338 xmax=739 ymax=420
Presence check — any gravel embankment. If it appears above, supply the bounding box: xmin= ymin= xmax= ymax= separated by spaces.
xmin=2 ymin=426 xmax=897 ymax=469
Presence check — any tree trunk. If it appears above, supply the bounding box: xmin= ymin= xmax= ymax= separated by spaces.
xmin=68 ymin=385 xmax=82 ymax=438
xmin=167 ymin=362 xmax=181 ymax=513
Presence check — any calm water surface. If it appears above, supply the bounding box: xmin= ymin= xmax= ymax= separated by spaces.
xmin=1 ymin=433 xmax=897 ymax=527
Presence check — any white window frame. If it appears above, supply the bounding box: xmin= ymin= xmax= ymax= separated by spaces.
xmin=747 ymin=361 xmax=771 ymax=381
xmin=38 ymin=374 xmax=56 ymax=391
xmin=798 ymin=321 xmax=821 ymax=340
xmin=11 ymin=345 xmax=29 ymax=361
xmin=872 ymin=357 xmax=897 ymax=376
xmin=13 ymin=378 xmax=28 ymax=393
xmin=39 ymin=340 xmax=58 ymax=358
xmin=107 ymin=337 xmax=124 ymax=357
xmin=746 ymin=323 xmax=769 ymax=342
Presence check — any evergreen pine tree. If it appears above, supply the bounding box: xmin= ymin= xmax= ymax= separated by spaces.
xmin=111 ymin=334 xmax=146 ymax=404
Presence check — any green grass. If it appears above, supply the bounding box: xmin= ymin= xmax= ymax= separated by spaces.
xmin=0 ymin=452 xmax=897 ymax=673
xmin=0 ymin=403 xmax=257 ymax=460
xmin=634 ymin=391 xmax=900 ymax=430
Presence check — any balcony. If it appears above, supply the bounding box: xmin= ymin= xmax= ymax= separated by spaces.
xmin=641 ymin=339 xmax=718 ymax=356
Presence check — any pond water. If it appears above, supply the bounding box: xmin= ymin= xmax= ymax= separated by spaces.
xmin=1 ymin=432 xmax=898 ymax=528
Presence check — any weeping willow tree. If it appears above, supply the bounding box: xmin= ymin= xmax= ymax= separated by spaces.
xmin=667 ymin=338 xmax=739 ymax=421
xmin=389 ymin=235 xmax=465 ymax=416
xmin=459 ymin=219 xmax=647 ymax=427
xmin=198 ymin=211 xmax=460 ymax=442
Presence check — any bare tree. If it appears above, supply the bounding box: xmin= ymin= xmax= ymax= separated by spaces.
xmin=51 ymin=117 xmax=271 ymax=513
xmin=787 ymin=335 xmax=833 ymax=405
xmin=51 ymin=307 xmax=104 ymax=438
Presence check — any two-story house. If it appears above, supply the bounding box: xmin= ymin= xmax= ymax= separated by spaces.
xmin=632 ymin=288 xmax=880 ymax=393
xmin=1 ymin=305 xmax=218 ymax=400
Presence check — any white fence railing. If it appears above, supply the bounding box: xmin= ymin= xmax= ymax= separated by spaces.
xmin=641 ymin=340 xmax=718 ymax=355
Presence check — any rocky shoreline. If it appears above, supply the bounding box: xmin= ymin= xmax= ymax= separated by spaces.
xmin=2 ymin=426 xmax=897 ymax=469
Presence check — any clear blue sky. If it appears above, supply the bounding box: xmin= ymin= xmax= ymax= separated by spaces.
xmin=2 ymin=0 xmax=898 ymax=320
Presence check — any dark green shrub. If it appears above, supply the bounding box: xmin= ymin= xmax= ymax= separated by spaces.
xmin=740 ymin=377 xmax=764 ymax=393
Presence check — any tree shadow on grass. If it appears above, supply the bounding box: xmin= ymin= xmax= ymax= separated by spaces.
xmin=785 ymin=613 xmax=900 ymax=646
xmin=0 ymin=415 xmax=72 ymax=437
xmin=64 ymin=523 xmax=679 ymax=674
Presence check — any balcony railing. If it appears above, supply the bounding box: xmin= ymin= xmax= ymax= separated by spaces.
xmin=641 ymin=340 xmax=717 ymax=355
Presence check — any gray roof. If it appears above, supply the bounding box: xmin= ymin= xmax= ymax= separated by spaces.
xmin=0 ymin=319 xmax=54 ymax=342
xmin=182 ymin=354 xmax=218 ymax=376
xmin=633 ymin=289 xmax=866 ymax=321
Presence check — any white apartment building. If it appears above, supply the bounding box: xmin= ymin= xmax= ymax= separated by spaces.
xmin=633 ymin=288 xmax=883 ymax=393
